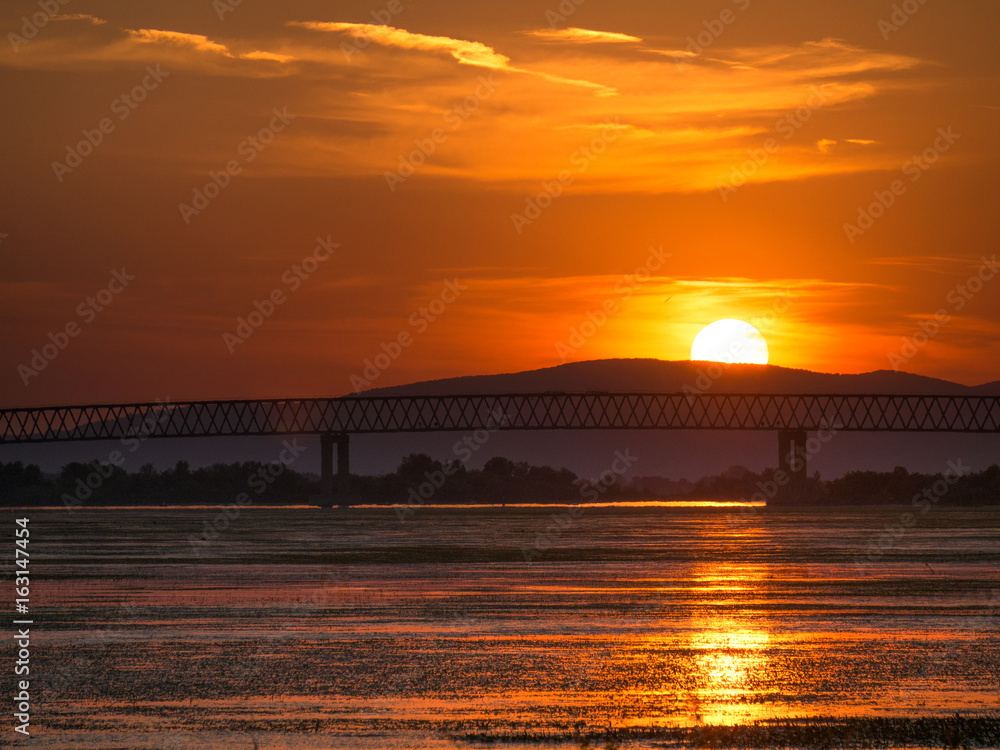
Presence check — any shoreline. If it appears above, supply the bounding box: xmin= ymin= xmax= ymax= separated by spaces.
xmin=453 ymin=715 xmax=1000 ymax=748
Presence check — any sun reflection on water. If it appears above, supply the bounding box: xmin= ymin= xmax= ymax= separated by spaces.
xmin=692 ymin=626 xmax=771 ymax=691
xmin=683 ymin=561 xmax=774 ymax=725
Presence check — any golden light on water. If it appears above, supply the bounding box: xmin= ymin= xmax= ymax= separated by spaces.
xmin=691 ymin=626 xmax=771 ymax=689
xmin=672 ymin=559 xmax=775 ymax=725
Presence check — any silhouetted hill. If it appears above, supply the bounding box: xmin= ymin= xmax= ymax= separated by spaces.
xmin=366 ymin=359 xmax=1000 ymax=397
xmin=972 ymin=380 xmax=1000 ymax=395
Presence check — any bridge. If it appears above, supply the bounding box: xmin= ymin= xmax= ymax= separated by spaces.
xmin=3 ymin=393 xmax=998 ymax=505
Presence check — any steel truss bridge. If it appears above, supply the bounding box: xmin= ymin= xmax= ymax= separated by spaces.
xmin=3 ymin=393 xmax=998 ymax=504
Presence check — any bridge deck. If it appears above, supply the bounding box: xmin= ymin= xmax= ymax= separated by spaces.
xmin=2 ymin=393 xmax=999 ymax=443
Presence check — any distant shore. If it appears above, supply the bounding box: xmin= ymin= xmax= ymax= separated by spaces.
xmin=2 ymin=455 xmax=998 ymax=507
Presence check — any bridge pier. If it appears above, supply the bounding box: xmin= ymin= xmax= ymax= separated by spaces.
xmin=318 ymin=433 xmax=352 ymax=508
xmin=775 ymin=430 xmax=808 ymax=504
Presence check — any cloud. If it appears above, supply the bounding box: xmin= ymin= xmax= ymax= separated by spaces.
xmin=818 ymin=137 xmax=881 ymax=153
xmin=0 ymin=17 xmax=932 ymax=193
xmin=128 ymin=28 xmax=233 ymax=56
xmin=243 ymin=33 xmax=929 ymax=190
xmin=0 ymin=24 xmax=295 ymax=73
xmin=522 ymin=28 xmax=643 ymax=44
xmin=52 ymin=14 xmax=106 ymax=24
xmin=290 ymin=21 xmax=616 ymax=95
xmin=723 ymin=38 xmax=919 ymax=77
xmin=289 ymin=22 xmax=510 ymax=69
xmin=239 ymin=50 xmax=295 ymax=63
xmin=648 ymin=49 xmax=700 ymax=59
xmin=129 ymin=29 xmax=292 ymax=63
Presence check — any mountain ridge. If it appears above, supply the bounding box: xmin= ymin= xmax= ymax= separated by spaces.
xmin=365 ymin=359 xmax=1000 ymax=397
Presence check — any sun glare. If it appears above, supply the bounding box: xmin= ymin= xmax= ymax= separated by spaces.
xmin=691 ymin=319 xmax=769 ymax=365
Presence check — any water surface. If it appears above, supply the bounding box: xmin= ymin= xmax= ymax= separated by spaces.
xmin=15 ymin=504 xmax=1000 ymax=748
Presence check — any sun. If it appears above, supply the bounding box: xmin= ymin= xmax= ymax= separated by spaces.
xmin=691 ymin=319 xmax=769 ymax=365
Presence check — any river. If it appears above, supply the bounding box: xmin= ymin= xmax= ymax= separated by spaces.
xmin=13 ymin=503 xmax=1000 ymax=748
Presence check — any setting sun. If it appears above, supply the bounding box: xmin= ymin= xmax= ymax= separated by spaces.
xmin=691 ymin=319 xmax=769 ymax=365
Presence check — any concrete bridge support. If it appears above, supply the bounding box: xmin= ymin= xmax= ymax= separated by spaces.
xmin=318 ymin=433 xmax=352 ymax=508
xmin=776 ymin=429 xmax=809 ymax=504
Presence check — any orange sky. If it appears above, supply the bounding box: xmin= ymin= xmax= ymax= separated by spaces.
xmin=2 ymin=0 xmax=999 ymax=406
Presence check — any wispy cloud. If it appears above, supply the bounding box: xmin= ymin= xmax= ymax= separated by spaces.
xmin=240 ymin=50 xmax=295 ymax=63
xmin=245 ymin=33 xmax=927 ymax=189
xmin=818 ymin=137 xmax=881 ymax=153
xmin=647 ymin=48 xmax=700 ymax=59
xmin=129 ymin=29 xmax=293 ymax=63
xmin=0 ymin=18 xmax=933 ymax=192
xmin=290 ymin=21 xmax=616 ymax=95
xmin=289 ymin=22 xmax=510 ymax=69
xmin=0 ymin=24 xmax=293 ymax=73
xmin=522 ymin=27 xmax=642 ymax=44
xmin=128 ymin=29 xmax=232 ymax=56
xmin=52 ymin=13 xmax=106 ymax=25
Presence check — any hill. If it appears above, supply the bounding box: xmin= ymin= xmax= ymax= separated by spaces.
xmin=367 ymin=359 xmax=998 ymax=397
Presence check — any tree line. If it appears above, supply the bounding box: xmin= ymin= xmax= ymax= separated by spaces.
xmin=1 ymin=456 xmax=998 ymax=507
